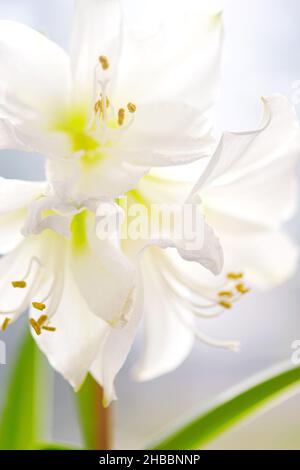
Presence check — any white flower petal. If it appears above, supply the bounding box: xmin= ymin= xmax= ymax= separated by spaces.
xmin=133 ymin=250 xmax=194 ymax=381
xmin=221 ymin=230 xmax=299 ymax=289
xmin=46 ymin=156 xmax=149 ymax=200
xmin=122 ymin=198 xmax=223 ymax=275
xmin=0 ymin=21 xmax=71 ymax=117
xmin=121 ymin=102 xmax=214 ymax=167
xmin=0 ymin=210 xmax=27 ymax=254
xmin=0 ymin=178 xmax=47 ymax=252
xmin=71 ymin=217 xmax=137 ymax=325
xmin=90 ymin=277 xmax=143 ymax=405
xmin=71 ymin=0 xmax=122 ymax=105
xmin=190 ymin=95 xmax=300 ymax=197
xmin=202 ymin=148 xmax=298 ymax=230
xmin=32 ymin=259 xmax=109 ymax=390
xmin=115 ymin=0 xmax=223 ymax=117
xmin=0 ymin=177 xmax=46 ymax=213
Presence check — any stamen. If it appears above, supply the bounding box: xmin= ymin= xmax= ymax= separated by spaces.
xmin=42 ymin=326 xmax=56 ymax=332
xmin=2 ymin=317 xmax=10 ymax=331
xmin=12 ymin=281 xmax=27 ymax=288
xmin=99 ymin=55 xmax=109 ymax=70
xmin=227 ymin=272 xmax=244 ymax=280
xmin=29 ymin=318 xmax=41 ymax=336
xmin=218 ymin=290 xmax=233 ymax=298
xmin=94 ymin=100 xmax=101 ymax=114
xmin=37 ymin=314 xmax=48 ymax=327
xmin=235 ymin=283 xmax=250 ymax=294
xmin=118 ymin=108 xmax=125 ymax=126
xmin=127 ymin=102 xmax=136 ymax=113
xmin=32 ymin=302 xmax=46 ymax=311
xmin=218 ymin=300 xmax=232 ymax=309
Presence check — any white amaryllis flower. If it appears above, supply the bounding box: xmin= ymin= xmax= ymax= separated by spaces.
xmin=125 ymin=95 xmax=300 ymax=381
xmin=0 ymin=0 xmax=222 ymax=201
xmin=0 ymin=0 xmax=224 ymax=403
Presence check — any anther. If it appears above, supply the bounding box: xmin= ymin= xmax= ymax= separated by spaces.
xmin=32 ymin=302 xmax=46 ymax=311
xmin=12 ymin=280 xmax=26 ymax=288
xmin=99 ymin=97 xmax=110 ymax=113
xmin=218 ymin=290 xmax=233 ymax=298
xmin=99 ymin=55 xmax=109 ymax=70
xmin=94 ymin=100 xmax=101 ymax=114
xmin=235 ymin=283 xmax=250 ymax=294
xmin=127 ymin=102 xmax=136 ymax=113
xmin=37 ymin=314 xmax=48 ymax=327
xmin=219 ymin=300 xmax=232 ymax=309
xmin=118 ymin=108 xmax=125 ymax=126
xmin=227 ymin=272 xmax=244 ymax=280
xmin=2 ymin=317 xmax=10 ymax=331
xmin=42 ymin=326 xmax=56 ymax=332
xmin=29 ymin=318 xmax=41 ymax=336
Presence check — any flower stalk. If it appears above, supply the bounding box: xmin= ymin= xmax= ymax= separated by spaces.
xmin=77 ymin=374 xmax=112 ymax=450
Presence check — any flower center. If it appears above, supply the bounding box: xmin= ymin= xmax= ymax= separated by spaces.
xmin=52 ymin=55 xmax=137 ymax=167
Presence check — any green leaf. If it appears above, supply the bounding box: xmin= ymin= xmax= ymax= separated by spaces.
xmin=76 ymin=374 xmax=96 ymax=449
xmin=34 ymin=442 xmax=81 ymax=450
xmin=152 ymin=363 xmax=300 ymax=450
xmin=0 ymin=331 xmax=51 ymax=449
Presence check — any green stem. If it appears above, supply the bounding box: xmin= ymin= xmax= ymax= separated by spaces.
xmin=77 ymin=374 xmax=112 ymax=450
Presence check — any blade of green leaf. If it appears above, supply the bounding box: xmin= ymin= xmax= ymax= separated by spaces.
xmin=76 ymin=373 xmax=96 ymax=449
xmin=0 ymin=331 xmax=51 ymax=449
xmin=34 ymin=442 xmax=81 ymax=450
xmin=152 ymin=363 xmax=300 ymax=450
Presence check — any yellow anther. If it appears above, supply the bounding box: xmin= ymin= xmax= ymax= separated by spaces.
xmin=94 ymin=100 xmax=101 ymax=114
xmin=218 ymin=290 xmax=233 ymax=298
xmin=37 ymin=314 xmax=48 ymax=327
xmin=29 ymin=318 xmax=41 ymax=336
xmin=235 ymin=283 xmax=250 ymax=294
xmin=118 ymin=108 xmax=125 ymax=126
xmin=219 ymin=300 xmax=232 ymax=309
xmin=99 ymin=96 xmax=110 ymax=113
xmin=42 ymin=326 xmax=56 ymax=332
xmin=227 ymin=272 xmax=244 ymax=280
xmin=2 ymin=317 xmax=10 ymax=331
xmin=127 ymin=102 xmax=136 ymax=113
xmin=99 ymin=55 xmax=109 ymax=70
xmin=12 ymin=280 xmax=26 ymax=288
xmin=32 ymin=302 xmax=46 ymax=311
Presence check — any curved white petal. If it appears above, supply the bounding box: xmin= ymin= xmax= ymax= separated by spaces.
xmin=190 ymin=95 xmax=300 ymax=199
xmin=121 ymin=102 xmax=215 ymax=168
xmin=114 ymin=0 xmax=223 ymax=119
xmin=46 ymin=156 xmax=149 ymax=200
xmin=0 ymin=177 xmax=46 ymax=213
xmin=122 ymin=188 xmax=223 ymax=275
xmin=133 ymin=250 xmax=194 ymax=381
xmin=202 ymin=149 xmax=298 ymax=230
xmin=71 ymin=0 xmax=122 ymax=105
xmin=0 ymin=235 xmax=47 ymax=320
xmin=0 ymin=21 xmax=71 ymax=117
xmin=32 ymin=259 xmax=109 ymax=390
xmin=90 ymin=277 xmax=143 ymax=405
xmin=0 ymin=210 xmax=27 ymax=254
xmin=221 ymin=229 xmax=299 ymax=289
xmin=70 ymin=215 xmax=137 ymax=325
xmin=0 ymin=178 xmax=47 ymax=253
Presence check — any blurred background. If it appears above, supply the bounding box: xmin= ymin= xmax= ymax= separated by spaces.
xmin=0 ymin=0 xmax=300 ymax=449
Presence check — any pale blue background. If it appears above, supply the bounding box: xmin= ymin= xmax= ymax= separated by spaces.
xmin=0 ymin=0 xmax=300 ymax=449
